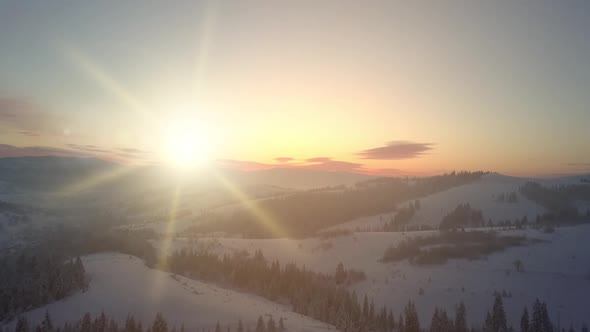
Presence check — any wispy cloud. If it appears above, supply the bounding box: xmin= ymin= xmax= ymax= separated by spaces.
xmin=356 ymin=140 xmax=434 ymax=160
xmin=217 ymin=159 xmax=276 ymax=171
xmin=567 ymin=163 xmax=590 ymax=166
xmin=66 ymin=144 xmax=112 ymax=154
xmin=18 ymin=131 xmax=41 ymax=137
xmin=305 ymin=157 xmax=331 ymax=163
xmin=217 ymin=157 xmax=405 ymax=176
xmin=0 ymin=143 xmax=154 ymax=165
xmin=274 ymin=157 xmax=293 ymax=163
xmin=0 ymin=97 xmax=62 ymax=135
xmin=0 ymin=144 xmax=88 ymax=158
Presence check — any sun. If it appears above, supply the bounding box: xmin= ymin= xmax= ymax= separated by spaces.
xmin=162 ymin=121 xmax=211 ymax=169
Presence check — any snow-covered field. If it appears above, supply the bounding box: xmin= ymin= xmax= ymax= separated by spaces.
xmin=173 ymin=224 xmax=590 ymax=329
xmin=7 ymin=253 xmax=333 ymax=332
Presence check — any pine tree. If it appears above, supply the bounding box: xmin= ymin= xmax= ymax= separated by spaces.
xmin=267 ymin=317 xmax=277 ymax=332
xmin=215 ymin=321 xmax=221 ymax=332
xmin=404 ymin=301 xmax=420 ymax=332
xmin=484 ymin=312 xmax=493 ymax=332
xmin=531 ymin=299 xmax=543 ymax=332
xmin=96 ymin=312 xmax=107 ymax=332
xmin=521 ymin=308 xmax=530 ymax=332
xmin=237 ymin=320 xmax=244 ymax=332
xmin=539 ymin=302 xmax=552 ymax=332
xmin=455 ymin=302 xmax=467 ymax=332
xmin=41 ymin=311 xmax=53 ymax=332
xmin=388 ymin=309 xmax=395 ymax=332
xmin=278 ymin=318 xmax=285 ymax=332
xmin=440 ymin=309 xmax=452 ymax=332
xmin=492 ymin=295 xmax=507 ymax=332
xmin=581 ymin=324 xmax=588 ymax=332
xmin=16 ymin=316 xmax=30 ymax=332
xmin=126 ymin=316 xmax=137 ymax=332
xmin=256 ymin=316 xmax=266 ymax=332
xmin=431 ymin=308 xmax=441 ymax=332
xmin=363 ymin=295 xmax=370 ymax=321
xmin=152 ymin=313 xmax=168 ymax=332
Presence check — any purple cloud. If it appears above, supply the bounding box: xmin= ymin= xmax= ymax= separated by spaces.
xmin=356 ymin=141 xmax=434 ymax=160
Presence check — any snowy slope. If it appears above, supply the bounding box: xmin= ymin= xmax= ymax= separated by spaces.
xmin=325 ymin=174 xmax=547 ymax=232
xmin=6 ymin=253 xmax=333 ymax=332
xmin=177 ymin=225 xmax=590 ymax=329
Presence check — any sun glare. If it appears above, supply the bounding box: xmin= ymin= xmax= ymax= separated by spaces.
xmin=162 ymin=120 xmax=211 ymax=169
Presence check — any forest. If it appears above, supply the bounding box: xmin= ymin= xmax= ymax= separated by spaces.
xmin=381 ymin=231 xmax=529 ymax=265
xmin=0 ymin=254 xmax=87 ymax=322
xmin=191 ymin=172 xmax=487 ymax=238
xmin=520 ymin=182 xmax=590 ymax=221
xmin=5 ymin=294 xmax=583 ymax=332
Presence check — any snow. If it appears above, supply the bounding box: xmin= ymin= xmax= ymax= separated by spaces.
xmin=7 ymin=253 xmax=333 ymax=332
xmin=325 ymin=174 xmax=547 ymax=232
xmin=176 ymin=225 xmax=590 ymax=328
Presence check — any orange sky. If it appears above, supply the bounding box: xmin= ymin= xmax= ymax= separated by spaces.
xmin=1 ymin=1 xmax=589 ymax=176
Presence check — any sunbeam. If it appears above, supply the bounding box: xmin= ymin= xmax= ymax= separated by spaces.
xmin=55 ymin=164 xmax=140 ymax=197
xmin=212 ymin=170 xmax=286 ymax=239
xmin=60 ymin=45 xmax=157 ymax=124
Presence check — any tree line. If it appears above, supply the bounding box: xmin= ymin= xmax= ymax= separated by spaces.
xmin=6 ymin=294 xmax=588 ymax=332
xmin=191 ymin=172 xmax=487 ymax=238
xmin=439 ymin=204 xmax=485 ymax=230
xmin=7 ymin=311 xmax=284 ymax=332
xmin=0 ymin=254 xmax=87 ymax=322
xmin=520 ymin=182 xmax=590 ymax=222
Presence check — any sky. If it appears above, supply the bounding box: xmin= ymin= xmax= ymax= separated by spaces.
xmin=1 ymin=1 xmax=589 ymax=176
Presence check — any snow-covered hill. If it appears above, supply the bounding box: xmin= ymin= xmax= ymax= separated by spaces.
xmin=6 ymin=253 xmax=333 ymax=332
xmin=175 ymin=224 xmax=590 ymax=329
xmin=323 ymin=174 xmax=548 ymax=232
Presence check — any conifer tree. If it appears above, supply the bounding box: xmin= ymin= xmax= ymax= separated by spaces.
xmin=492 ymin=295 xmax=507 ymax=332
xmin=256 ymin=316 xmax=266 ymax=332
xmin=16 ymin=316 xmax=30 ymax=332
xmin=152 ymin=313 xmax=168 ymax=332
xmin=455 ymin=302 xmax=467 ymax=332
xmin=404 ymin=301 xmax=420 ymax=332
xmin=41 ymin=311 xmax=53 ymax=332
xmin=521 ymin=308 xmax=530 ymax=332
xmin=267 ymin=317 xmax=277 ymax=332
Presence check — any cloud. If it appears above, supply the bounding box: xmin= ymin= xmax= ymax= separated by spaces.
xmin=219 ymin=157 xmax=369 ymax=173
xmin=305 ymin=157 xmax=331 ymax=163
xmin=0 ymin=97 xmax=62 ymax=135
xmin=18 ymin=131 xmax=41 ymax=137
xmin=0 ymin=144 xmax=88 ymax=158
xmin=356 ymin=140 xmax=434 ymax=160
xmin=66 ymin=144 xmax=112 ymax=154
xmin=567 ymin=163 xmax=590 ymax=166
xmin=117 ymin=147 xmax=150 ymax=154
xmin=274 ymin=157 xmax=293 ymax=163
xmin=0 ymin=143 xmax=155 ymax=165
xmin=217 ymin=159 xmax=277 ymax=171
